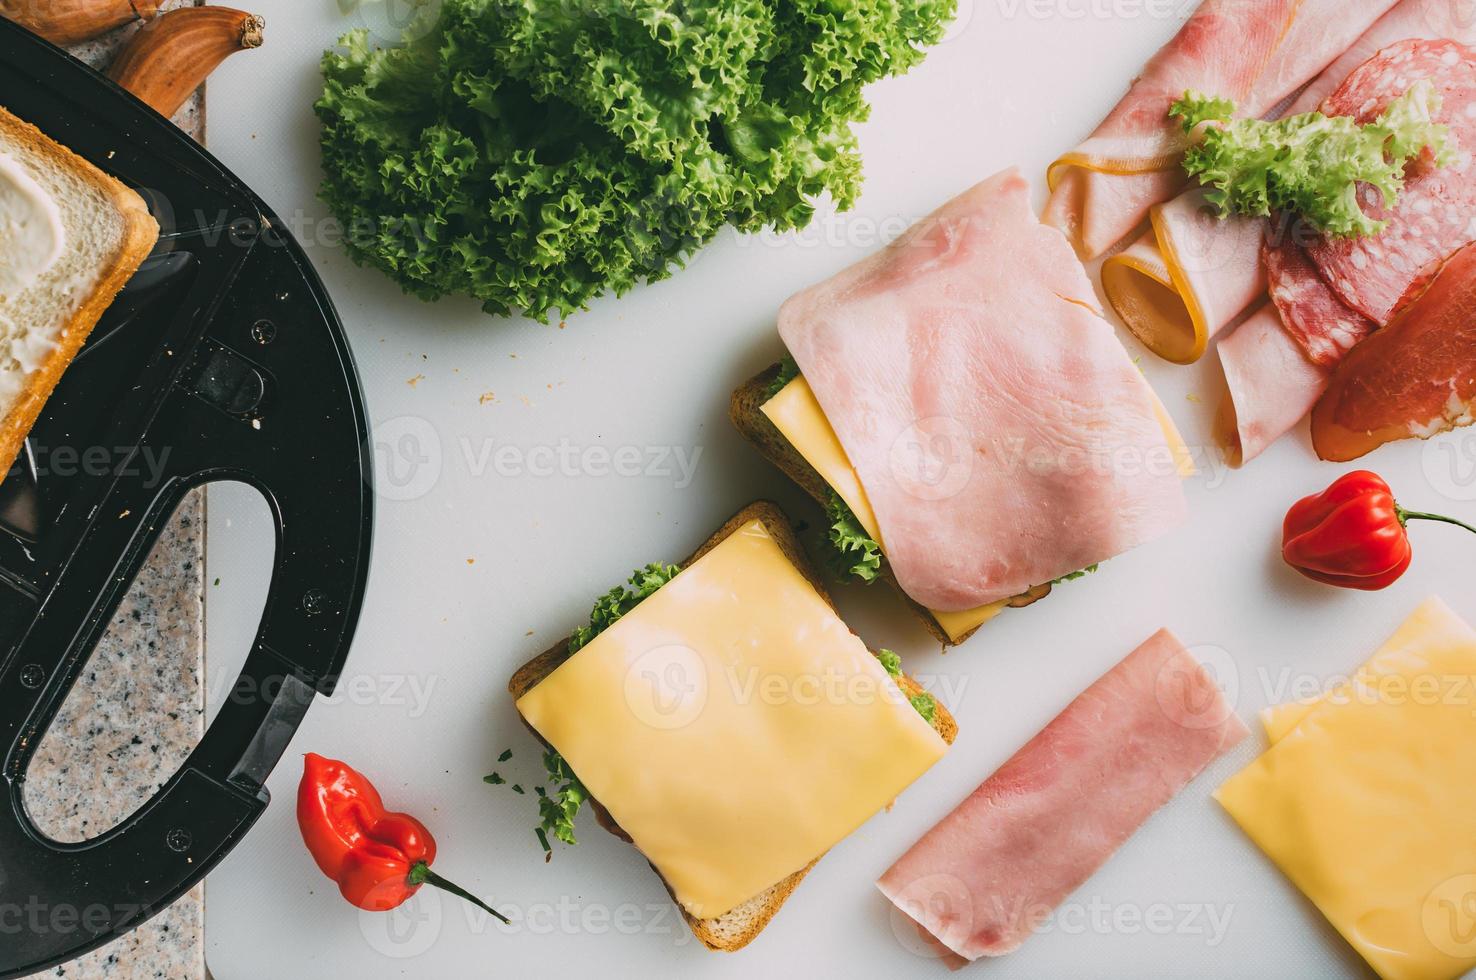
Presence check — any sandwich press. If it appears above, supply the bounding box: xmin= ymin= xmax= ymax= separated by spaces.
xmin=0 ymin=18 xmax=373 ymax=976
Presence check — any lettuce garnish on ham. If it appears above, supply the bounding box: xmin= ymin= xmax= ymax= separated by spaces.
xmin=1172 ymin=82 xmax=1454 ymax=237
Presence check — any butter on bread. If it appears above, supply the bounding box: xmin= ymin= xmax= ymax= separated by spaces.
xmin=0 ymin=106 xmax=159 ymax=480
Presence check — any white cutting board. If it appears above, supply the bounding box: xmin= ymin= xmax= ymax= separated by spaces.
xmin=197 ymin=2 xmax=1476 ymax=977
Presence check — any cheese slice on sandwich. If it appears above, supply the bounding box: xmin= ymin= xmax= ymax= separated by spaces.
xmin=516 ymin=517 xmax=949 ymax=921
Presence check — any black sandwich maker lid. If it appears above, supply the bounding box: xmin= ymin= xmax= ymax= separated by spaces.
xmin=0 ymin=18 xmax=373 ymax=976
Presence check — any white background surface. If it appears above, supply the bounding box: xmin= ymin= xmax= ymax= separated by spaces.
xmin=193 ymin=1 xmax=1476 ymax=977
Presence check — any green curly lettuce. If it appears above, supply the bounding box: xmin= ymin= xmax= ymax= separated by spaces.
xmin=1171 ymin=81 xmax=1454 ymax=238
xmin=876 ymin=648 xmax=937 ymax=723
xmin=530 ymin=562 xmax=680 ymax=855
xmin=317 ymin=0 xmax=956 ymax=321
xmin=826 ymin=493 xmax=882 ymax=583
xmin=764 ymin=355 xmax=801 ymax=400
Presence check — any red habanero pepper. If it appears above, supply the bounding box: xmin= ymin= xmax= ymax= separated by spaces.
xmin=1282 ymin=470 xmax=1476 ymax=590
xmin=297 ymin=753 xmax=508 ymax=921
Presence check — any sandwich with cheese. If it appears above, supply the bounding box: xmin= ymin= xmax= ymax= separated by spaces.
xmin=509 ymin=501 xmax=955 ymax=951
xmin=732 ymin=168 xmax=1193 ymax=645
xmin=0 ymin=106 xmax=159 ymax=479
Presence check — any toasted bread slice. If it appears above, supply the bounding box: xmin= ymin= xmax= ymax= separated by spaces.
xmin=509 ymin=500 xmax=957 ymax=952
xmin=730 ymin=364 xmax=1054 ymax=647
xmin=0 ymin=106 xmax=159 ymax=479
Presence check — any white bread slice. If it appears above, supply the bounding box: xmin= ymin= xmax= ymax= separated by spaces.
xmin=508 ymin=501 xmax=958 ymax=952
xmin=0 ymin=106 xmax=159 ymax=479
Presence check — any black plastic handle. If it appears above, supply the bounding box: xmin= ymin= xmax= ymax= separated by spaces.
xmin=0 ymin=19 xmax=373 ymax=977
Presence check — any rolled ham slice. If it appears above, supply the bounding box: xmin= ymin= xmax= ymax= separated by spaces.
xmin=1100 ymin=0 xmax=1455 ymax=364
xmin=1215 ymin=305 xmax=1329 ymax=465
xmin=1044 ymin=0 xmax=1400 ymax=260
xmin=1312 ymin=242 xmax=1476 ymax=460
xmin=1101 ymin=190 xmax=1266 ymax=364
xmin=778 ymin=169 xmax=1187 ymax=612
xmin=878 ymin=629 xmax=1247 ymax=962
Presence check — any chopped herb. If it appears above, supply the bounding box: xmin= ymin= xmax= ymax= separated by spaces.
xmin=512 ymin=784 xmax=524 ymax=795
xmin=484 ymin=772 xmax=505 ymax=785
xmin=498 ymin=748 xmax=513 ymax=763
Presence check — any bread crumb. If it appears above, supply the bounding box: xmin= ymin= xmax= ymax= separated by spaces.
xmin=407 ymin=374 xmax=425 ymax=387
xmin=480 ymin=391 xmax=497 ymax=404
xmin=1185 ymin=392 xmax=1201 ymax=403
xmin=466 ymin=558 xmax=475 ymax=566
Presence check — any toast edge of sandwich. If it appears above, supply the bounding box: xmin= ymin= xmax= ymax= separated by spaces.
xmin=728 ymin=364 xmax=980 ymax=646
xmin=0 ymin=108 xmax=160 ymax=476
xmin=508 ymin=500 xmax=958 ymax=953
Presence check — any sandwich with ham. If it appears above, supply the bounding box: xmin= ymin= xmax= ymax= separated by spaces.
xmin=508 ymin=501 xmax=955 ymax=951
xmin=732 ymin=169 xmax=1192 ymax=645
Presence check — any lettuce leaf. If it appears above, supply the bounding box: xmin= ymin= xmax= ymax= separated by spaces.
xmin=764 ymin=355 xmax=801 ymax=400
xmin=826 ymin=493 xmax=882 ymax=583
xmin=317 ymin=0 xmax=956 ymax=321
xmin=1172 ymin=81 xmax=1453 ymax=237
xmin=876 ymin=648 xmax=937 ymax=723
xmin=533 ymin=562 xmax=680 ymax=854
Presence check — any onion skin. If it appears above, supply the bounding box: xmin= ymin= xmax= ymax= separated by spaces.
xmin=107 ymin=6 xmax=263 ymax=118
xmin=0 ymin=0 xmax=161 ymax=45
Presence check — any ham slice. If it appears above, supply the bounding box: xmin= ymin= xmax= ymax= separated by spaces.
xmin=778 ymin=169 xmax=1187 ymax=612
xmin=1101 ymin=190 xmax=1267 ymax=364
xmin=1312 ymin=242 xmax=1476 ymax=460
xmin=1100 ymin=0 xmax=1458 ymax=364
xmin=1044 ymin=0 xmax=1401 ymax=260
xmin=1215 ymin=305 xmax=1330 ymax=465
xmin=877 ymin=630 xmax=1247 ymax=962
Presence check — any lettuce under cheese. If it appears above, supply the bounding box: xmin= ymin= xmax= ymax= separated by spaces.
xmin=877 ymin=648 xmax=937 ymax=723
xmin=317 ymin=0 xmax=956 ymax=321
xmin=826 ymin=493 xmax=883 ymax=584
xmin=529 ymin=563 xmax=680 ymax=855
xmin=1171 ymin=82 xmax=1454 ymax=237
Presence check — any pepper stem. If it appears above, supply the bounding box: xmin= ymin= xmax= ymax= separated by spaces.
xmin=408 ymin=862 xmax=510 ymax=924
xmin=1397 ymin=506 xmax=1476 ymax=537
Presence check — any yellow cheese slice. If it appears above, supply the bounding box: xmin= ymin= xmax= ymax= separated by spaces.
xmin=515 ymin=519 xmax=949 ymax=920
xmin=1216 ymin=597 xmax=1476 ymax=980
xmin=760 ymin=375 xmax=1192 ymax=640
xmin=761 ymin=376 xmax=885 ymax=543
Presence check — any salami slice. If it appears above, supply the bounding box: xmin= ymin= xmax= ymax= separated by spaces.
xmin=1306 ymin=39 xmax=1476 ymax=323
xmin=1262 ymin=236 xmax=1376 ymax=367
xmin=1312 ymin=242 xmax=1476 ymax=461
